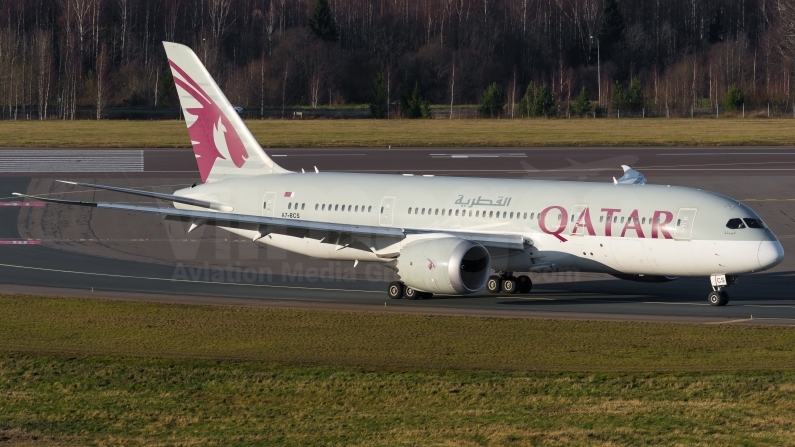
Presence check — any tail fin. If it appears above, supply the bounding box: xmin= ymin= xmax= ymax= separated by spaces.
xmin=163 ymin=41 xmax=289 ymax=183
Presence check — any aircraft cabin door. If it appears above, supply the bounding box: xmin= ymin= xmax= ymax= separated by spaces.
xmin=261 ymin=192 xmax=276 ymax=217
xmin=674 ymin=208 xmax=697 ymax=240
xmin=379 ymin=196 xmax=396 ymax=226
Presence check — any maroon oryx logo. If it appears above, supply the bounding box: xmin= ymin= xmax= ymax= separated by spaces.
xmin=169 ymin=60 xmax=249 ymax=182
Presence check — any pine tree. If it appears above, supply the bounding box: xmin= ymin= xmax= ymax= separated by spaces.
xmin=370 ymin=69 xmax=387 ymax=119
xmin=571 ymin=87 xmax=591 ymax=117
xmin=517 ymin=83 xmax=535 ymax=117
xmin=479 ymin=83 xmax=504 ymax=118
xmin=402 ymin=82 xmax=424 ymax=118
xmin=531 ymin=84 xmax=555 ymax=118
xmin=599 ymin=0 xmax=625 ymax=48
xmin=625 ymin=78 xmax=644 ymax=111
xmin=309 ymin=0 xmax=338 ymax=42
xmin=724 ymin=85 xmax=744 ymax=111
xmin=611 ymin=81 xmax=625 ymax=112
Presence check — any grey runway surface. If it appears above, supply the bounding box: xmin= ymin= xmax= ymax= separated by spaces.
xmin=2 ymin=146 xmax=795 ymax=325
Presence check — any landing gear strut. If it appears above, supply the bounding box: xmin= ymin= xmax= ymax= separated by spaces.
xmin=708 ymin=274 xmax=736 ymax=306
xmin=487 ymin=273 xmax=532 ymax=294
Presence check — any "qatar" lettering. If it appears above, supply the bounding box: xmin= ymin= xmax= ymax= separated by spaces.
xmin=539 ymin=206 xmax=675 ymax=242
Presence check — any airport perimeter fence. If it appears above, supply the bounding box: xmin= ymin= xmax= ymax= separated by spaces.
xmin=3 ymin=103 xmax=795 ymax=120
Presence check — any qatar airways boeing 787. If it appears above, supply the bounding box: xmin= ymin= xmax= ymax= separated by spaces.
xmin=14 ymin=42 xmax=784 ymax=306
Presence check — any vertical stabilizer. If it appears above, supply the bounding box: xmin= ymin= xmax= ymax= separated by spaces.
xmin=163 ymin=41 xmax=290 ymax=182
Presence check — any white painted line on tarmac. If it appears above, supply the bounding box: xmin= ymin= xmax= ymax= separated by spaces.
xmin=431 ymin=153 xmax=527 ymax=158
xmin=658 ymin=153 xmax=795 ymax=156
xmin=0 ymin=263 xmax=382 ymax=294
xmin=742 ymin=304 xmax=795 ymax=309
xmin=644 ymin=301 xmax=711 ymax=306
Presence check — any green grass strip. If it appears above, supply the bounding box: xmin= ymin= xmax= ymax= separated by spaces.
xmin=1 ymin=119 xmax=794 ymax=148
xmin=1 ymin=295 xmax=794 ymax=372
xmin=1 ymin=356 xmax=795 ymax=445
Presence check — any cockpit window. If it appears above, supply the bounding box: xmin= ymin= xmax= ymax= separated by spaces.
xmin=726 ymin=218 xmax=745 ymax=229
xmin=743 ymin=218 xmax=765 ymax=229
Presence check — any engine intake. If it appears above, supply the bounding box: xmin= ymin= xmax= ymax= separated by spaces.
xmin=397 ymin=237 xmax=491 ymax=294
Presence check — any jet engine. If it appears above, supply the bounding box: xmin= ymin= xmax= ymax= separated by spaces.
xmin=396 ymin=237 xmax=491 ymax=294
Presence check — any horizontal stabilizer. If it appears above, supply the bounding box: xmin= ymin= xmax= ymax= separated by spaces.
xmin=55 ymin=180 xmax=234 ymax=212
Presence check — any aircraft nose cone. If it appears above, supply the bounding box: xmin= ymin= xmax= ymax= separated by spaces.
xmin=758 ymin=239 xmax=785 ymax=270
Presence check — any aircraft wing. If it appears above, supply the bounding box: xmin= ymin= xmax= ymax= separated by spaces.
xmin=13 ymin=190 xmax=530 ymax=251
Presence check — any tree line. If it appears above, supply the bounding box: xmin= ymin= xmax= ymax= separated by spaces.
xmin=1 ymin=0 xmax=794 ymax=120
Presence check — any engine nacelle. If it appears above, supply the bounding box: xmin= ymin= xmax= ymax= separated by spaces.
xmin=396 ymin=237 xmax=491 ymax=294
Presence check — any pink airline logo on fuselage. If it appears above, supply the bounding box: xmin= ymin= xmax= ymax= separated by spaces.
xmin=169 ymin=60 xmax=248 ymax=182
xmin=539 ymin=206 xmax=675 ymax=242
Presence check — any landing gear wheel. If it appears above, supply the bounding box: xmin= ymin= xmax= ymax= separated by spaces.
xmin=516 ymin=275 xmax=532 ymax=294
xmin=720 ymin=290 xmax=730 ymax=305
xmin=708 ymin=291 xmax=725 ymax=306
xmin=501 ymin=276 xmax=517 ymax=294
xmin=388 ymin=281 xmax=404 ymax=300
xmin=404 ymin=287 xmax=418 ymax=300
xmin=418 ymin=292 xmax=433 ymax=300
xmin=486 ymin=276 xmax=501 ymax=294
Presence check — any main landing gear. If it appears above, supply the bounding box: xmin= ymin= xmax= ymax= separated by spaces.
xmin=708 ymin=274 xmax=737 ymax=306
xmin=387 ymin=281 xmax=433 ymax=300
xmin=487 ymin=273 xmax=533 ymax=294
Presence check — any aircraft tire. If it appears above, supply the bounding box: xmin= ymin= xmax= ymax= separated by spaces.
xmin=501 ymin=277 xmax=517 ymax=294
xmin=720 ymin=290 xmax=730 ymax=305
xmin=404 ymin=287 xmax=419 ymax=300
xmin=708 ymin=291 xmax=724 ymax=306
xmin=517 ymin=275 xmax=532 ymax=294
xmin=388 ymin=281 xmax=404 ymax=299
xmin=486 ymin=276 xmax=501 ymax=293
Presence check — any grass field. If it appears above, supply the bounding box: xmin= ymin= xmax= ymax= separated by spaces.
xmin=2 ymin=295 xmax=795 ymax=445
xmin=0 ymin=118 xmax=794 ymax=148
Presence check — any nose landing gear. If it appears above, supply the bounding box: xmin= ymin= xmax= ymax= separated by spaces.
xmin=708 ymin=274 xmax=736 ymax=306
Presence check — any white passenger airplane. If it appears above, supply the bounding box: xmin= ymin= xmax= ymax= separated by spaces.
xmin=14 ymin=42 xmax=785 ymax=306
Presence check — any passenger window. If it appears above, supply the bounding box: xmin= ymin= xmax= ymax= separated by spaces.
xmin=677 ymin=219 xmax=681 ymax=226
xmin=489 ymin=211 xmax=493 ymax=218
xmin=531 ymin=213 xmax=535 ymax=219
xmin=600 ymin=216 xmax=604 ymax=223
xmin=634 ymin=218 xmax=639 ymax=224
xmin=355 ymin=205 xmax=359 ymax=212
xmin=469 ymin=210 xmax=472 ymax=217
xmin=455 ymin=210 xmax=459 ymax=216
xmin=414 ymin=207 xmax=418 ymax=214
xmin=441 ymin=209 xmax=445 ymax=216
xmin=322 ymin=204 xmax=326 ymax=211
xmin=381 ymin=206 xmax=384 ymax=213
xmin=288 ymin=203 xmax=292 ymax=209
xmin=726 ymin=218 xmax=745 ymax=229
xmin=510 ymin=212 xmax=514 ymax=219
xmin=503 ymin=212 xmax=507 ymax=218
xmin=449 ymin=209 xmax=452 ymax=215
xmin=408 ymin=208 xmax=412 ymax=214
xmin=335 ymin=205 xmax=339 ymax=211
xmin=435 ymin=209 xmax=439 ymax=215
xmin=368 ymin=206 xmax=372 ymax=212
xmin=523 ymin=212 xmax=527 ymax=219
xmin=302 ymin=203 xmax=305 ymax=210
xmin=743 ymin=218 xmax=765 ymax=229
xmin=613 ymin=216 xmax=617 ymax=223
xmin=642 ymin=217 xmax=646 ymax=224
xmin=476 ymin=211 xmax=480 ymax=217
xmin=348 ymin=205 xmax=352 ymax=211
xmin=315 ymin=204 xmax=319 ymax=210
xmin=620 ymin=217 xmax=625 ymax=223
xmin=422 ymin=208 xmax=425 ymax=215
